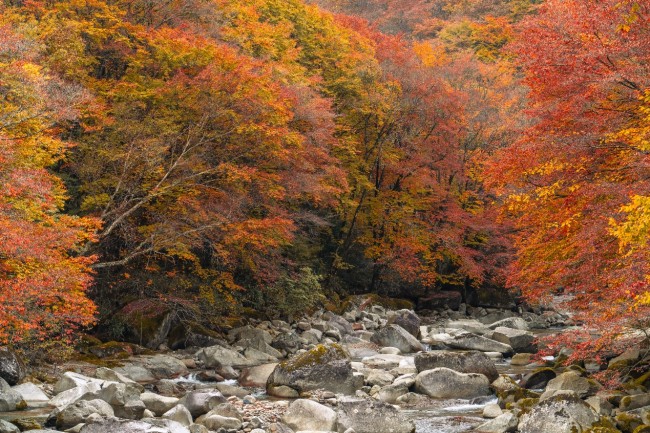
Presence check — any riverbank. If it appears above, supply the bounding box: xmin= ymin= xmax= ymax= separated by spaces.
xmin=0 ymin=297 xmax=647 ymax=433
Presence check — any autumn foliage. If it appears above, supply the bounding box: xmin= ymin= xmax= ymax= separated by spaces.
xmin=487 ymin=0 xmax=650 ymax=359
xmin=1 ymin=0 xmax=648 ymax=365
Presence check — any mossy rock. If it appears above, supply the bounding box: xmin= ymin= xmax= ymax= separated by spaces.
xmin=585 ymin=417 xmax=623 ymax=433
xmin=279 ymin=343 xmax=348 ymax=373
xmin=116 ymin=299 xmax=174 ymax=349
xmin=506 ymin=397 xmax=539 ymax=415
xmin=494 ymin=375 xmax=540 ymax=404
xmin=633 ymin=371 xmax=650 ymax=389
xmin=12 ymin=418 xmax=41 ymax=430
xmin=633 ymin=426 xmax=650 ymax=433
xmin=167 ymin=321 xmax=224 ymax=349
xmin=523 ymin=367 xmax=557 ymax=389
xmin=616 ymin=412 xmax=643 ymax=433
xmin=88 ymin=341 xmax=137 ymax=359
xmin=267 ymin=343 xmax=360 ymax=395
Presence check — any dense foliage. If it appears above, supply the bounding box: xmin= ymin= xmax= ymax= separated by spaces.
xmin=0 ymin=0 xmax=648 ymax=368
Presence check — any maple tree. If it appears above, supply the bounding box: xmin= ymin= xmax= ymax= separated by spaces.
xmin=487 ymin=0 xmax=650 ymax=360
xmin=0 ymin=16 xmax=99 ymax=344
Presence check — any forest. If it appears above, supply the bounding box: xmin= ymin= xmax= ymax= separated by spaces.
xmin=0 ymin=0 xmax=648 ymax=365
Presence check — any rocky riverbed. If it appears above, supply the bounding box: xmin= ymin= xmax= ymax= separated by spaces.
xmin=0 ymin=299 xmax=648 ymax=433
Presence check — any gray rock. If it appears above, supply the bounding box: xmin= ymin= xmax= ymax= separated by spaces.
xmin=282 ymin=399 xmax=337 ymax=432
xmin=522 ymin=368 xmax=556 ymax=390
xmin=114 ymin=364 xmax=156 ymax=383
xmin=487 ymin=317 xmax=529 ymax=331
xmin=140 ymin=418 xmax=190 ymax=433
xmin=267 ymin=344 xmax=361 ymax=396
xmin=79 ymin=419 xmax=176 ymax=433
xmin=476 ymin=412 xmax=518 ymax=433
xmin=370 ymin=325 xmax=424 ymax=354
xmin=414 ymin=350 xmax=498 ymax=382
xmin=239 ymin=363 xmax=278 ymax=387
xmin=446 ymin=333 xmax=513 ymax=355
xmin=446 ymin=320 xmax=491 ymax=335
xmin=197 ymin=414 xmax=242 ymax=431
xmin=0 ymin=386 xmax=25 ymax=411
xmin=386 ymin=310 xmax=421 ymax=338
xmin=415 ymin=367 xmax=490 ymax=399
xmin=229 ymin=326 xmax=272 ymax=345
xmin=0 ymin=348 xmax=25 ymax=386
xmin=95 ymin=367 xmax=143 ymax=389
xmin=49 ymin=382 xmax=101 ymax=409
xmin=0 ymin=420 xmax=19 ymax=433
xmin=162 ymin=405 xmax=193 ymax=427
xmin=180 ymin=390 xmax=226 ymax=418
xmin=518 ymin=395 xmax=598 ymax=433
xmin=141 ymin=392 xmax=179 ymax=416
xmin=491 ymin=327 xmax=536 ymax=353
xmin=271 ymin=332 xmax=307 ymax=354
xmin=365 ymin=370 xmax=395 ymax=387
xmin=483 ymin=403 xmax=503 ymax=418
xmin=540 ymin=371 xmax=600 ymax=399
xmin=54 ymin=372 xmax=107 ymax=395
xmin=56 ymin=399 xmax=114 ymax=429
xmin=620 ymin=393 xmax=650 ymax=411
xmin=336 ymin=397 xmax=415 ymax=433
xmin=374 ymin=383 xmax=409 ymax=404
xmin=196 ymin=345 xmax=257 ymax=368
xmin=142 ymin=355 xmax=189 ymax=379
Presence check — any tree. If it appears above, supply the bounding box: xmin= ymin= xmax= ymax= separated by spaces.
xmin=487 ymin=0 xmax=650 ymax=364
xmin=0 ymin=18 xmax=99 ymax=345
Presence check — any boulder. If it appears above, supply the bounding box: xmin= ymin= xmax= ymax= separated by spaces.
xmin=415 ymin=368 xmax=490 ymax=399
xmin=239 ymin=363 xmax=278 ymax=387
xmin=282 ymin=399 xmax=337 ymax=432
xmin=483 ymin=403 xmax=503 ymax=418
xmin=197 ymin=413 xmax=242 ymax=431
xmin=116 ymin=300 xmax=174 ymax=349
xmin=140 ymin=418 xmax=190 ymax=433
xmin=414 ymin=351 xmax=498 ymax=382
xmin=375 ymin=383 xmax=409 ymax=404
xmin=142 ymin=355 xmax=188 ymax=379
xmin=271 ymin=332 xmax=306 ymax=354
xmin=79 ymin=419 xmax=178 ymax=433
xmin=510 ymin=353 xmax=532 ymax=366
xmin=180 ymin=390 xmax=226 ymax=418
xmin=0 ymin=388 xmax=25 ymax=412
xmin=386 ymin=310 xmax=421 ymax=338
xmin=370 ymin=325 xmax=424 ymax=354
xmin=141 ymin=392 xmax=179 ymax=416
xmin=491 ymin=327 xmax=536 ymax=353
xmin=228 ymin=326 xmax=272 ymax=345
xmin=267 ymin=344 xmax=362 ymax=396
xmin=54 ymin=372 xmax=106 ymax=394
xmin=366 ymin=370 xmax=395 ymax=387
xmin=476 ymin=412 xmax=518 ymax=433
xmin=95 ymin=367 xmax=142 ymax=389
xmin=492 ymin=375 xmax=539 ymax=404
xmin=162 ymin=405 xmax=193 ymax=427
xmin=487 ymin=317 xmax=529 ymax=331
xmin=522 ymin=368 xmax=556 ymax=390
xmin=446 ymin=320 xmax=491 ymax=335
xmin=446 ymin=333 xmax=514 ymax=355
xmin=114 ymin=364 xmax=156 ymax=383
xmin=49 ymin=382 xmax=101 ymax=409
xmin=0 ymin=348 xmax=25 ymax=386
xmin=196 ymin=345 xmax=257 ymax=368
xmin=336 ymin=397 xmax=415 ymax=433
xmin=540 ymin=371 xmax=600 ymax=399
xmin=238 ymin=339 xmax=283 ymax=359
xmin=11 ymin=382 xmax=50 ymax=408
xmin=0 ymin=420 xmax=19 ymax=433
xmin=56 ymin=399 xmax=114 ymax=429
xmin=518 ymin=395 xmax=598 ymax=433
